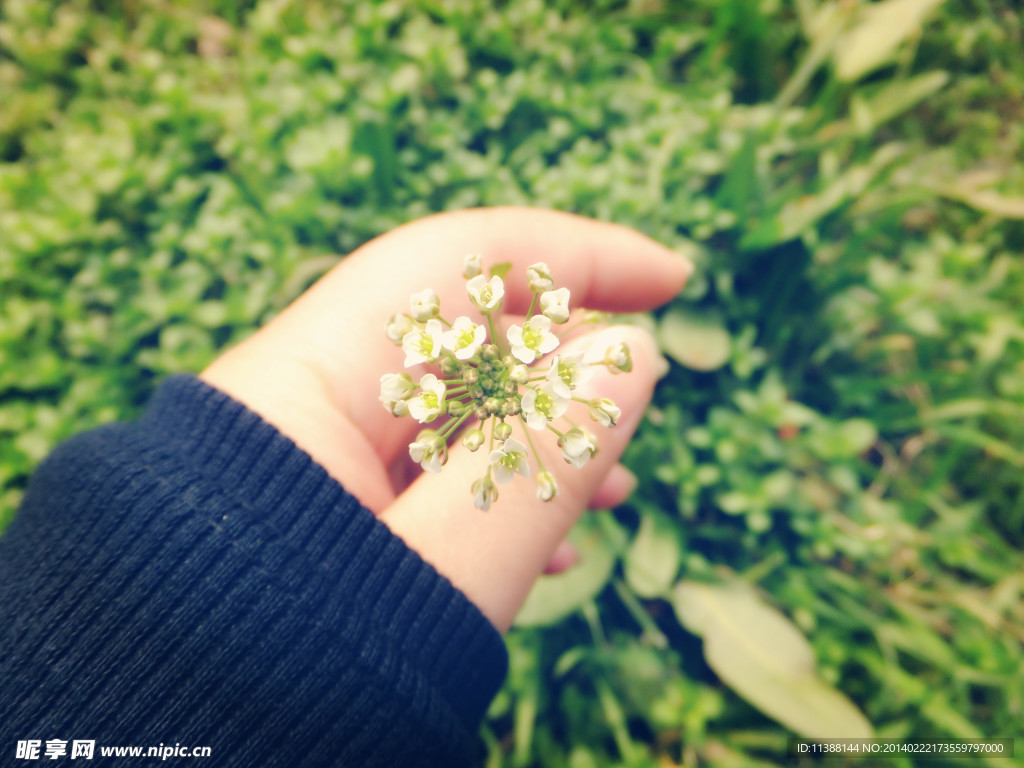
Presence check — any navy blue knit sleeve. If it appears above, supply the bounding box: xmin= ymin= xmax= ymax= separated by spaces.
xmin=0 ymin=374 xmax=508 ymax=766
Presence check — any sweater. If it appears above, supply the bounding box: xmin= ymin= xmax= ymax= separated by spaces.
xmin=0 ymin=374 xmax=508 ymax=766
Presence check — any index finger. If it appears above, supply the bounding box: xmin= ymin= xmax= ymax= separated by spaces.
xmin=342 ymin=206 xmax=692 ymax=316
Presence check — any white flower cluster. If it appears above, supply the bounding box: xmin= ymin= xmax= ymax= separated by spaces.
xmin=380 ymin=255 xmax=630 ymax=510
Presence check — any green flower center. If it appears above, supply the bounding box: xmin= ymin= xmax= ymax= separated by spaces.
xmin=523 ymin=323 xmax=544 ymax=349
xmin=416 ymin=333 xmax=434 ymax=354
xmin=535 ymin=391 xmax=556 ymax=417
xmin=557 ymin=360 xmax=576 ymax=386
xmin=456 ymin=328 xmax=476 ymax=348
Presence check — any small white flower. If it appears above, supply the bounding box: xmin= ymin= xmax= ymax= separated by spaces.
xmin=386 ymin=314 xmax=415 ymax=345
xmin=521 ymin=383 xmax=569 ymax=431
xmin=588 ymin=397 xmax=621 ymax=427
xmin=467 ymin=274 xmax=505 ymax=312
xmin=539 ymin=287 xmax=570 ymax=324
xmin=507 ymin=315 xmax=559 ymax=364
xmin=488 ymin=437 xmax=531 ymax=484
xmin=526 ymin=262 xmax=553 ymax=293
xmin=379 ymin=372 xmax=415 ymax=416
xmin=463 ymin=253 xmax=482 ymax=279
xmin=402 ymin=319 xmax=444 ymax=366
xmin=410 ymin=288 xmax=440 ymax=322
xmin=536 ymin=470 xmax=558 ymax=502
xmin=604 ymin=342 xmax=632 ymax=373
xmin=545 ymin=351 xmax=592 ymax=398
xmin=441 ymin=316 xmax=486 ymax=360
xmin=409 ymin=430 xmax=447 ymax=473
xmin=462 ymin=429 xmax=486 ymax=452
xmin=408 ymin=373 xmax=446 ymax=423
xmin=472 ymin=475 xmax=499 ymax=511
xmin=559 ymin=427 xmax=597 ymax=469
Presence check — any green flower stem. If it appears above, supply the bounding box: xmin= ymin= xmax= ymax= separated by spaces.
xmin=440 ymin=408 xmax=473 ymax=439
xmin=525 ymin=293 xmax=539 ymax=319
xmin=546 ymin=424 xmax=565 ymax=439
xmin=571 ymin=396 xmax=591 ymax=404
xmin=445 ymin=386 xmax=470 ymax=398
xmin=437 ymin=315 xmax=453 ymax=328
xmin=521 ymin=421 xmax=546 ymax=471
xmin=484 ymin=310 xmax=509 ymax=356
xmin=611 ymin=579 xmax=669 ymax=647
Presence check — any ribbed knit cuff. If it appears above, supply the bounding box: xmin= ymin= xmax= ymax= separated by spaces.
xmin=139 ymin=374 xmax=509 ymax=728
xmin=1 ymin=373 xmax=508 ymax=767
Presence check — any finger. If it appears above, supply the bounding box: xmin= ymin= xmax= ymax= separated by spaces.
xmin=268 ymin=208 xmax=690 ymax=440
xmin=542 ymin=540 xmax=579 ymax=575
xmin=588 ymin=463 xmax=638 ymax=509
xmin=380 ymin=325 xmax=662 ymax=631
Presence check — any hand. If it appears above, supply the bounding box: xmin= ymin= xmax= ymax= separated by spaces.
xmin=199 ymin=207 xmax=691 ymax=631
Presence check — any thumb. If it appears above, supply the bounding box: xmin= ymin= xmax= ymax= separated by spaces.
xmin=380 ymin=325 xmax=664 ymax=632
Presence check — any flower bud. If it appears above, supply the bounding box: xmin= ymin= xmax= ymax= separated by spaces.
xmin=409 ymin=429 xmax=447 ymax=473
xmin=526 ymin=262 xmax=554 ymax=293
xmin=501 ymin=355 xmax=517 ymax=369
xmin=386 ymin=314 xmax=415 ymax=345
xmin=494 ymin=422 xmax=512 ymax=441
xmin=558 ymin=427 xmax=598 ymax=469
xmin=472 ymin=475 xmax=499 ymax=511
xmin=536 ymin=470 xmax=558 ymax=501
xmin=383 ymin=400 xmax=408 ymax=417
xmin=504 ymin=380 xmax=518 ymax=395
xmin=462 ymin=368 xmax=479 ymax=385
xmin=509 ymin=364 xmax=529 ymax=384
xmin=467 ymin=275 xmax=504 ymax=312
xmin=481 ymin=344 xmax=499 ymax=361
xmin=410 ymin=289 xmax=440 ymax=322
xmin=604 ymin=342 xmax=632 ymax=373
xmin=505 ymin=399 xmax=521 ymax=416
xmin=478 ymin=362 xmax=492 ymax=374
xmin=484 ymin=397 xmax=501 ymax=414
xmin=379 ymin=372 xmax=415 ymax=415
xmin=540 ymin=287 xmax=570 ymax=324
xmin=474 ymin=405 xmax=491 ymax=420
xmin=439 ymin=356 xmax=459 ymax=375
xmin=588 ymin=397 xmax=621 ymax=427
xmin=462 ymin=429 xmax=486 ymax=452
xmin=448 ymin=400 xmax=468 ymax=416
xmin=469 ymin=384 xmax=484 ymax=400
xmin=463 ymin=253 xmax=483 ymax=279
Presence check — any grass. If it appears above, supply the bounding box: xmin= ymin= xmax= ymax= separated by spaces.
xmin=1 ymin=0 xmax=1022 ymax=765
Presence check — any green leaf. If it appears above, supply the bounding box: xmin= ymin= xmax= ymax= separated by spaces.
xmin=624 ymin=512 xmax=681 ymax=598
xmin=833 ymin=0 xmax=946 ymax=82
xmin=514 ymin=522 xmax=616 ymax=627
xmin=850 ymin=71 xmax=950 ymax=135
xmin=671 ymin=580 xmax=874 ymax=739
xmin=489 ymin=261 xmax=513 ymax=280
xmin=659 ymin=307 xmax=732 ymax=371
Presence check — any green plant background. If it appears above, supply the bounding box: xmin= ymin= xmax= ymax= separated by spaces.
xmin=2 ymin=0 xmax=1022 ymax=765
